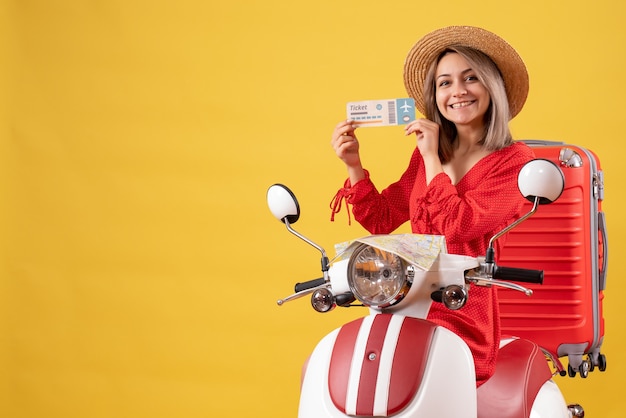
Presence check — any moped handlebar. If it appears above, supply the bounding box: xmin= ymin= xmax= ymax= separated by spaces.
xmin=466 ymin=263 xmax=541 ymax=296
xmin=295 ymin=278 xmax=326 ymax=293
xmin=494 ymin=266 xmax=544 ymax=284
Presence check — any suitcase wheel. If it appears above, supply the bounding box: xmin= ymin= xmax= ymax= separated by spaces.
xmin=568 ymin=360 xmax=591 ymax=378
xmin=588 ymin=352 xmax=608 ymax=373
xmin=566 ymin=353 xmax=607 ymax=377
xmin=596 ymin=353 xmax=607 ymax=372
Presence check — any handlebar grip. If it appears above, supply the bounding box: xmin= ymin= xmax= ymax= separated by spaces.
xmin=494 ymin=266 xmax=544 ymax=284
xmin=294 ymin=278 xmax=326 ymax=293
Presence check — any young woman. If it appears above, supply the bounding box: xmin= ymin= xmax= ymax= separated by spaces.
xmin=329 ymin=26 xmax=535 ymax=386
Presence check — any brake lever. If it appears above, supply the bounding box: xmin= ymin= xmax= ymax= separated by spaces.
xmin=277 ymin=283 xmax=329 ymax=306
xmin=465 ymin=276 xmax=533 ymax=296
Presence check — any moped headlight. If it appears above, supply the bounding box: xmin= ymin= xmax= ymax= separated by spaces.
xmin=347 ymin=244 xmax=413 ymax=308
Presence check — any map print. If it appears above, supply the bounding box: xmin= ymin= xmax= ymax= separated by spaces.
xmin=333 ymin=234 xmax=448 ymax=271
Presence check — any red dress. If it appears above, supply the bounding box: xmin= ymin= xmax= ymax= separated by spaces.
xmin=331 ymin=141 xmax=535 ymax=386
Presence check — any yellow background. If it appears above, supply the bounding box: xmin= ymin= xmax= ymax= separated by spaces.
xmin=1 ymin=1 xmax=624 ymax=417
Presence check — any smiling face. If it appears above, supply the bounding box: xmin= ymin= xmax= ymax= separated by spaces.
xmin=435 ymin=52 xmax=491 ymax=130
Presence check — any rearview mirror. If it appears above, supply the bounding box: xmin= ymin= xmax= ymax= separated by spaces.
xmin=518 ymin=159 xmax=565 ymax=204
xmin=267 ymin=184 xmax=300 ymax=224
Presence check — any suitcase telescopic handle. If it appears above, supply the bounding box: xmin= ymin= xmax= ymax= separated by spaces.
xmin=520 ymin=139 xmax=566 ymax=146
xmin=493 ymin=266 xmax=544 ymax=284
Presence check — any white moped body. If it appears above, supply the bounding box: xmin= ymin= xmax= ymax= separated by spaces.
xmin=297 ymin=253 xmax=570 ymax=418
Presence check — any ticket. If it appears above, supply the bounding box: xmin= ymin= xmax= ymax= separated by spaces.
xmin=346 ymin=98 xmax=416 ymax=127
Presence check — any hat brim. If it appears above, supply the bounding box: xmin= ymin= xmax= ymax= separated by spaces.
xmin=403 ymin=26 xmax=529 ymax=119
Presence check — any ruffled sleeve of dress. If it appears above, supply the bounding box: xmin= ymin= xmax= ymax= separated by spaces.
xmin=329 ymin=170 xmax=373 ymax=225
xmin=330 ymin=148 xmax=423 ymax=234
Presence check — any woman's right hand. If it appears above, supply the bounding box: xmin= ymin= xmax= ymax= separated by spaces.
xmin=331 ymin=120 xmax=366 ymax=185
xmin=331 ymin=120 xmax=362 ymax=168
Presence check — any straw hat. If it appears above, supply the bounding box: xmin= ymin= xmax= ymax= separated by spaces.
xmin=403 ymin=26 xmax=529 ymax=119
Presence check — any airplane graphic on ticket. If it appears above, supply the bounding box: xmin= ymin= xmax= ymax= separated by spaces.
xmin=346 ymin=98 xmax=416 ymax=127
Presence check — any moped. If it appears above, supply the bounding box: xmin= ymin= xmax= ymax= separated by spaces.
xmin=267 ymin=159 xmax=584 ymax=418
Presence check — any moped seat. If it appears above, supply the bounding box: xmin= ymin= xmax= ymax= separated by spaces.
xmin=477 ymin=338 xmax=552 ymax=418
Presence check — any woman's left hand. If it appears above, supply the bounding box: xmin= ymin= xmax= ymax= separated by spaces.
xmin=405 ymin=118 xmax=440 ymax=159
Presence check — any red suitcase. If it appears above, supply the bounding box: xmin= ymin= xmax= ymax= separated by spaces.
xmin=498 ymin=139 xmax=607 ymax=378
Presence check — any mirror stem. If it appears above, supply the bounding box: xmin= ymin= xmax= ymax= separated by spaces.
xmin=284 ymin=218 xmax=330 ymax=281
xmin=485 ymin=196 xmax=540 ymax=263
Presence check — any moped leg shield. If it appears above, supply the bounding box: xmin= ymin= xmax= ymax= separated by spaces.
xmin=299 ymin=313 xmax=477 ymax=418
